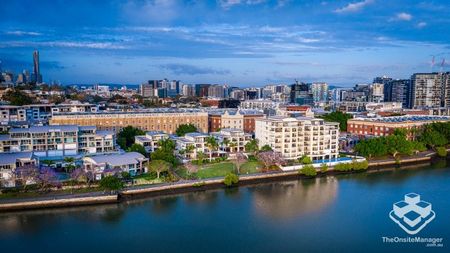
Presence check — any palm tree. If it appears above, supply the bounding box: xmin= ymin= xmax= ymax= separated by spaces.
xmin=185 ymin=144 xmax=195 ymax=159
xmin=64 ymin=157 xmax=76 ymax=173
xmin=221 ymin=139 xmax=230 ymax=152
xmin=229 ymin=142 xmax=237 ymax=153
xmin=205 ymin=136 xmax=219 ymax=162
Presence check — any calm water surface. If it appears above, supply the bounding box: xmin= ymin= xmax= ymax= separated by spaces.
xmin=1 ymin=161 xmax=449 ymax=253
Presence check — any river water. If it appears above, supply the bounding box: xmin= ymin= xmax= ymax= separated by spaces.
xmin=1 ymin=160 xmax=449 ymax=253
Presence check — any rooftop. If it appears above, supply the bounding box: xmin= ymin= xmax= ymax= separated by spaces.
xmin=351 ymin=115 xmax=450 ymax=123
xmin=85 ymin=152 xmax=146 ymax=167
xmin=0 ymin=152 xmax=34 ymax=166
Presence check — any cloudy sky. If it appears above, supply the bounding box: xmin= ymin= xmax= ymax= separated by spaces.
xmin=1 ymin=0 xmax=449 ymax=86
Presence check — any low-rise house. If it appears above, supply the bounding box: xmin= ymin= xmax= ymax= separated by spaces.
xmin=0 ymin=152 xmax=37 ymax=188
xmin=211 ymin=128 xmax=252 ymax=152
xmin=134 ymin=131 xmax=169 ymax=152
xmin=83 ymin=152 xmax=148 ymax=180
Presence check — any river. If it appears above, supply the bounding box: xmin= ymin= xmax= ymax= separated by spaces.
xmin=1 ymin=160 xmax=449 ymax=253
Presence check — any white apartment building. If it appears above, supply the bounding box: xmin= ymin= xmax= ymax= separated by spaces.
xmin=0 ymin=152 xmax=37 ymax=188
xmin=174 ymin=132 xmax=210 ymax=160
xmin=0 ymin=125 xmax=115 ymax=157
xmin=255 ymin=116 xmax=339 ymax=161
xmin=211 ymin=128 xmax=252 ymax=152
xmin=134 ymin=131 xmax=169 ymax=152
xmin=240 ymin=99 xmax=280 ymax=110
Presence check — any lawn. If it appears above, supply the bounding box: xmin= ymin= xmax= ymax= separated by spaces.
xmin=195 ymin=162 xmax=236 ymax=179
xmin=133 ymin=173 xmax=164 ymax=185
xmin=239 ymin=161 xmax=262 ymax=174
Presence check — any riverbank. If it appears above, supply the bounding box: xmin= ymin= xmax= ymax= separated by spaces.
xmin=1 ymin=154 xmax=446 ymax=212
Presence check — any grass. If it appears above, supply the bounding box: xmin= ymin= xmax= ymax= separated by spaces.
xmin=239 ymin=161 xmax=261 ymax=174
xmin=133 ymin=172 xmax=165 ymax=185
xmin=174 ymin=166 xmax=190 ymax=179
xmin=0 ymin=187 xmax=103 ymax=200
xmin=195 ymin=162 xmax=236 ymax=179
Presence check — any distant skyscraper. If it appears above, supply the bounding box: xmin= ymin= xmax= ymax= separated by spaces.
xmin=290 ymin=82 xmax=313 ymax=105
xmin=384 ymin=79 xmax=411 ymax=108
xmin=368 ymin=83 xmax=384 ymax=103
xmin=32 ymin=50 xmax=42 ymax=83
xmin=311 ymin=82 xmax=328 ymax=103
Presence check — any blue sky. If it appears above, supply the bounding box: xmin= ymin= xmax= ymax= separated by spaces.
xmin=1 ymin=0 xmax=449 ymax=86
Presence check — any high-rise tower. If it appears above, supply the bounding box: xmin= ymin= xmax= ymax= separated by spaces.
xmin=32 ymin=50 xmax=42 ymax=83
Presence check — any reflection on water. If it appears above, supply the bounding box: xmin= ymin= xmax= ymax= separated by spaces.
xmin=251 ymin=177 xmax=338 ymax=220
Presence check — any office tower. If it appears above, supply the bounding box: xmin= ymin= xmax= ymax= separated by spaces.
xmin=290 ymin=82 xmax=313 ymax=105
xmin=384 ymin=79 xmax=411 ymax=108
xmin=140 ymin=83 xmax=154 ymax=98
xmin=195 ymin=84 xmax=211 ymax=97
xmin=32 ymin=50 xmax=43 ymax=83
xmin=311 ymin=82 xmax=329 ymax=103
xmin=208 ymin=85 xmax=225 ymax=98
xmin=411 ymin=72 xmax=449 ymax=108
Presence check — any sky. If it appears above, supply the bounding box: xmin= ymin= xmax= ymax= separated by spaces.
xmin=1 ymin=0 xmax=450 ymax=86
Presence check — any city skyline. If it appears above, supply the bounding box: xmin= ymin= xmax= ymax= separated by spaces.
xmin=1 ymin=0 xmax=450 ymax=86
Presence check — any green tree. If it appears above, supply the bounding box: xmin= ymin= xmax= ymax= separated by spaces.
xmin=196 ymin=151 xmax=206 ymax=167
xmin=420 ymin=128 xmax=448 ymax=148
xmin=223 ymin=173 xmax=239 ymax=186
xmin=320 ymin=163 xmax=328 ymax=173
xmin=127 ymin=143 xmax=147 ymax=156
xmin=321 ymin=111 xmax=352 ymax=131
xmin=245 ymin=139 xmax=259 ymax=155
xmin=176 ymin=124 xmax=197 ymax=136
xmin=300 ymin=155 xmax=313 ymax=164
xmin=64 ymin=157 xmax=76 ymax=173
xmin=3 ymin=89 xmax=33 ymax=105
xmin=260 ymin=145 xmax=273 ymax=152
xmin=117 ymin=126 xmax=145 ymax=150
xmin=300 ymin=165 xmax=317 ymax=176
xmin=147 ymin=160 xmax=171 ymax=179
xmin=205 ymin=136 xmax=219 ymax=162
xmin=99 ymin=176 xmax=124 ymax=193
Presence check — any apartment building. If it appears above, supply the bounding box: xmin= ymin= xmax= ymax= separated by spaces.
xmin=208 ymin=110 xmax=264 ymax=133
xmin=0 ymin=125 xmax=115 ymax=157
xmin=211 ymin=128 xmax=252 ymax=152
xmin=411 ymin=72 xmax=450 ymax=108
xmin=255 ymin=116 xmax=339 ymax=161
xmin=83 ymin=152 xmax=148 ymax=179
xmin=0 ymin=152 xmax=37 ymax=188
xmin=347 ymin=115 xmax=450 ymax=137
xmin=50 ymin=111 xmax=209 ymax=134
xmin=173 ymin=132 xmax=210 ymax=160
xmin=134 ymin=131 xmax=169 ymax=152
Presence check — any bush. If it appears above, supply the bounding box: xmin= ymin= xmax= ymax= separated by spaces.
xmin=99 ymin=176 xmax=123 ymax=192
xmin=300 ymin=155 xmax=313 ymax=165
xmin=334 ymin=163 xmax=352 ymax=172
xmin=300 ymin=165 xmax=317 ymax=177
xmin=223 ymin=173 xmax=239 ymax=187
xmin=353 ymin=160 xmax=369 ymax=170
xmin=192 ymin=181 xmax=206 ymax=187
xmin=320 ymin=163 xmax=328 ymax=173
xmin=436 ymin=147 xmax=448 ymax=157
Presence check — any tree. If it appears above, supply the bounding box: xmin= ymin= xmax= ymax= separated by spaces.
xmin=13 ymin=165 xmax=39 ymax=190
xmin=221 ymin=139 xmax=230 ymax=151
xmin=3 ymin=89 xmax=33 ymax=106
xmin=321 ymin=111 xmax=352 ymax=131
xmin=205 ymin=136 xmax=219 ymax=162
xmin=260 ymin=145 xmax=273 ymax=152
xmin=229 ymin=142 xmax=237 ymax=153
xmin=256 ymin=151 xmax=286 ymax=171
xmin=38 ymin=167 xmax=59 ymax=191
xmin=223 ymin=173 xmax=239 ymax=187
xmin=185 ymin=144 xmax=195 ymax=158
xmin=176 ymin=124 xmax=197 ymax=136
xmin=233 ymin=152 xmax=247 ymax=174
xmin=196 ymin=151 xmax=206 ymax=167
xmin=148 ymin=160 xmax=171 ymax=179
xmin=64 ymin=157 xmax=76 ymax=173
xmin=151 ymin=139 xmax=177 ymax=165
xmin=99 ymin=176 xmax=123 ymax=193
xmin=300 ymin=155 xmax=313 ymax=164
xmin=300 ymin=165 xmax=317 ymax=177
xmin=320 ymin=163 xmax=328 ymax=173
xmin=127 ymin=143 xmax=147 ymax=156
xmin=420 ymin=128 xmax=448 ymax=148
xmin=117 ymin=126 xmax=145 ymax=150
xmin=245 ymin=139 xmax=259 ymax=155
xmin=41 ymin=159 xmax=55 ymax=167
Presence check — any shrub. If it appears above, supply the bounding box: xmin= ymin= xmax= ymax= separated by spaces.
xmin=353 ymin=160 xmax=369 ymax=170
xmin=99 ymin=176 xmax=123 ymax=192
xmin=436 ymin=147 xmax=448 ymax=157
xmin=334 ymin=163 xmax=352 ymax=172
xmin=320 ymin=163 xmax=328 ymax=173
xmin=300 ymin=165 xmax=317 ymax=176
xmin=223 ymin=173 xmax=239 ymax=187
xmin=300 ymin=155 xmax=313 ymax=164
xmin=192 ymin=181 xmax=206 ymax=187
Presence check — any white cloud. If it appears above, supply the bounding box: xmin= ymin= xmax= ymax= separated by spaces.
xmin=123 ymin=0 xmax=178 ymax=23
xmin=416 ymin=22 xmax=427 ymax=28
xmin=393 ymin=12 xmax=413 ymax=21
xmin=219 ymin=0 xmax=266 ymax=10
xmin=0 ymin=41 xmax=126 ymax=49
xmin=334 ymin=0 xmax=374 ymax=13
xmin=5 ymin=31 xmax=42 ymax=36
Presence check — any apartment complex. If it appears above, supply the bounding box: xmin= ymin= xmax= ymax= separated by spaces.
xmin=255 ymin=116 xmax=339 ymax=160
xmin=208 ymin=110 xmax=264 ymax=133
xmin=174 ymin=132 xmax=210 ymax=160
xmin=0 ymin=125 xmax=115 ymax=157
xmin=50 ymin=111 xmax=209 ymax=134
xmin=347 ymin=115 xmax=450 ymax=137
xmin=211 ymin=128 xmax=252 ymax=152
xmin=134 ymin=131 xmax=169 ymax=152
xmin=0 ymin=152 xmax=37 ymax=187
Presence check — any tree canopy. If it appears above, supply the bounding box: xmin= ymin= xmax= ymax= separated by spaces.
xmin=148 ymin=160 xmax=171 ymax=178
xmin=3 ymin=89 xmax=34 ymax=106
xmin=176 ymin=124 xmax=197 ymax=136
xmin=321 ymin=111 xmax=352 ymax=131
xmin=127 ymin=143 xmax=147 ymax=156
xmin=117 ymin=126 xmax=145 ymax=150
